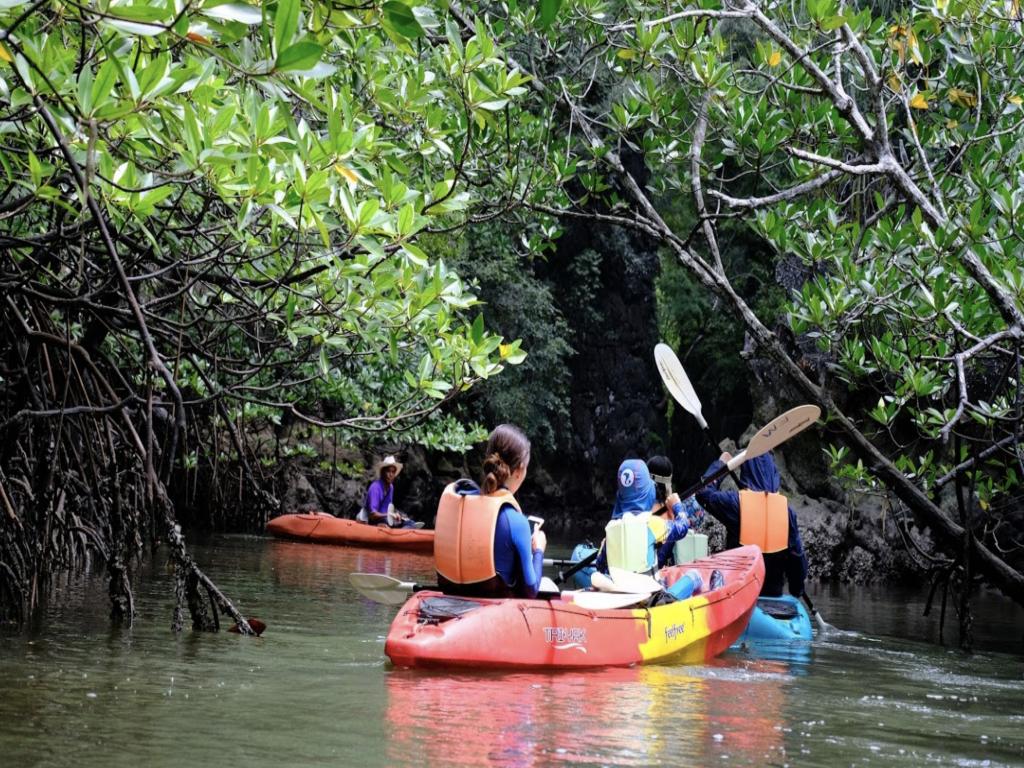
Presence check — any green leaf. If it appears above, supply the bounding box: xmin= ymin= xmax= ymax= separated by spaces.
xmin=91 ymin=59 xmax=118 ymax=112
xmin=114 ymin=4 xmax=172 ymax=22
xmin=471 ymin=314 xmax=485 ymax=345
xmin=820 ymin=14 xmax=847 ymax=30
xmin=202 ymin=3 xmax=263 ymax=25
xmin=274 ymin=0 xmax=300 ymax=54
xmin=275 ymin=40 xmax=323 ymax=72
xmin=382 ymin=1 xmax=424 ymax=39
xmin=537 ymin=0 xmax=561 ymax=29
xmin=77 ymin=66 xmax=94 ymax=114
xmin=100 ymin=18 xmax=165 ymax=36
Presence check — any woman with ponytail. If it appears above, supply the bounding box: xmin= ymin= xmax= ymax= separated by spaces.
xmin=434 ymin=424 xmax=547 ymax=598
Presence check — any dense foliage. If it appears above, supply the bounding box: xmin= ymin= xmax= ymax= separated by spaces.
xmin=3 ymin=0 xmax=1023 ymax=640
xmin=503 ymin=0 xmax=1024 ymax=634
xmin=0 ymin=0 xmax=529 ymax=628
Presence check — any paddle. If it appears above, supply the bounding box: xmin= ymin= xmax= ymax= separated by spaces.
xmin=654 ymin=342 xmax=711 ymax=433
xmin=567 ymin=590 xmax=653 ymax=610
xmin=556 ymin=405 xmax=821 ymax=586
xmin=349 ymin=573 xmax=421 ymax=605
xmin=654 ymin=352 xmax=830 ymax=632
xmin=674 ymin=404 xmax=821 ymax=501
xmin=589 ymin=568 xmax=665 ymax=595
xmin=801 ymin=591 xmax=832 ymax=633
xmin=555 ymin=550 xmax=600 ymax=585
xmin=348 ymin=572 xmax=561 ymax=605
xmin=655 ymin=342 xmax=740 ymax=481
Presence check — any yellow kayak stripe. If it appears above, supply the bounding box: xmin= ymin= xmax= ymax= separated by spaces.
xmin=635 ymin=595 xmax=713 ymax=663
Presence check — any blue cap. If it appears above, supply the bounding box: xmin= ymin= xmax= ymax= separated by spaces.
xmin=611 ymin=459 xmax=656 ymax=520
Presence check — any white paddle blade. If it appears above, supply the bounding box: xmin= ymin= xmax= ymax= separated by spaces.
xmin=654 ymin=343 xmax=708 ymax=429
xmin=608 ymin=567 xmax=663 ymax=593
xmin=349 ymin=573 xmax=415 ymax=605
xmin=591 ymin=571 xmax=643 ymax=593
xmin=570 ymin=590 xmax=653 ymax=610
xmin=744 ymin=405 xmax=821 ymax=459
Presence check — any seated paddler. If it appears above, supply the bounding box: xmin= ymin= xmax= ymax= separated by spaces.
xmin=695 ymin=450 xmax=807 ymax=598
xmin=356 ymin=455 xmax=418 ymax=527
xmin=434 ymin=424 xmax=547 ymax=598
xmin=594 ymin=458 xmax=691 ymax=575
xmin=647 ymin=454 xmax=704 ymax=568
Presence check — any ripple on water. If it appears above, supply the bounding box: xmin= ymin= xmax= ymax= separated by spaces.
xmin=2 ymin=537 xmax=1023 ymax=768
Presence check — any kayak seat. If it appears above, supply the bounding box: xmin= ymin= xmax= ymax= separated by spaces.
xmin=417 ymin=596 xmax=487 ymax=624
xmin=756 ymin=597 xmax=801 ymax=620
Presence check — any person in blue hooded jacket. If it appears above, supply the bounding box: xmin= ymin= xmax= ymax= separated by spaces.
xmin=695 ymin=450 xmax=808 ymax=598
xmin=594 ymin=459 xmax=691 ymax=573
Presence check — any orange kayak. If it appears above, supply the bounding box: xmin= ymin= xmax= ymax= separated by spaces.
xmin=385 ymin=545 xmax=764 ymax=669
xmin=266 ymin=513 xmax=434 ymax=552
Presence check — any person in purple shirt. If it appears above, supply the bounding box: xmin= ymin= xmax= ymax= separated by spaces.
xmin=359 ymin=455 xmax=407 ymax=527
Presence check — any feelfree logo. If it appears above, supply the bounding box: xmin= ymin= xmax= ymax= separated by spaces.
xmin=664 ymin=623 xmax=686 ymax=642
xmin=620 ymin=468 xmax=635 ymax=487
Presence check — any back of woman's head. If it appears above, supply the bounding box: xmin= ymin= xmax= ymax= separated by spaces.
xmin=481 ymin=424 xmax=531 ymax=494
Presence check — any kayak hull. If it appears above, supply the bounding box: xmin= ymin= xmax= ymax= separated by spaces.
xmin=266 ymin=513 xmax=434 ymax=552
xmin=735 ymin=594 xmax=813 ymax=644
xmin=385 ymin=545 xmax=764 ymax=669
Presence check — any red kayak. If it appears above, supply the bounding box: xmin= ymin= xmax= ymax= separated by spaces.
xmin=266 ymin=512 xmax=434 ymax=552
xmin=385 ymin=545 xmax=764 ymax=669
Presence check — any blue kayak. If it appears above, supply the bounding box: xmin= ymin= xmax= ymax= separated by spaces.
xmin=735 ymin=594 xmax=813 ymax=644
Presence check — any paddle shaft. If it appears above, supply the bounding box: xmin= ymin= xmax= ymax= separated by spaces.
xmin=801 ymin=590 xmax=830 ymax=631
xmin=676 ymin=458 xmax=737 ymax=502
xmin=699 ymin=426 xmax=742 ymax=489
xmin=543 ymin=557 xmax=581 ymax=568
xmin=556 ymin=549 xmax=599 ymax=584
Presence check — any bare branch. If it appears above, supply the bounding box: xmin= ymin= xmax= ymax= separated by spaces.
xmin=709 ymin=168 xmax=845 ymax=210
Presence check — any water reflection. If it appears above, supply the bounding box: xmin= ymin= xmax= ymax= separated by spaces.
xmin=1 ymin=536 xmax=1022 ymax=768
xmin=730 ymin=637 xmax=814 ymax=670
xmin=265 ymin=538 xmax=433 ymax=592
xmin=384 ymin=659 xmax=799 ymax=766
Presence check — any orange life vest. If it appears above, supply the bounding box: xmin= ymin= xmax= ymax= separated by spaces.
xmin=434 ymin=483 xmax=520 ymax=585
xmin=738 ymin=489 xmax=789 ymax=554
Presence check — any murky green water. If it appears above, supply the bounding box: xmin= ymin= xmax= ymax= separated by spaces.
xmin=1 ymin=535 xmax=1022 ymax=767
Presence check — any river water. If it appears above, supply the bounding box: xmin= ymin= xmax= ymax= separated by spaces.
xmin=1 ymin=535 xmax=1022 ymax=767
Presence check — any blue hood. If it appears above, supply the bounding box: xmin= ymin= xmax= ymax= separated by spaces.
xmin=739 ymin=453 xmax=781 ymax=493
xmin=611 ymin=459 xmax=656 ymax=519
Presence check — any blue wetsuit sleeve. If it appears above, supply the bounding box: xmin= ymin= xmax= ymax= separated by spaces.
xmin=506 ymin=506 xmax=542 ymax=598
xmin=493 ymin=505 xmax=542 ymax=597
xmin=695 ymin=460 xmax=740 ymax=533
xmin=656 ymin=518 xmax=690 ymax=568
